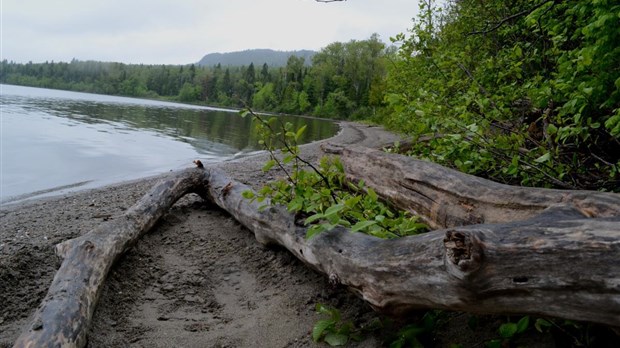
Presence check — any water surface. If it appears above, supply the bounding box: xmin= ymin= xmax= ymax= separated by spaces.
xmin=0 ymin=85 xmax=338 ymax=203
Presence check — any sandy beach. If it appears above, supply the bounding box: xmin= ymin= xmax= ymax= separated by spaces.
xmin=0 ymin=122 xmax=403 ymax=347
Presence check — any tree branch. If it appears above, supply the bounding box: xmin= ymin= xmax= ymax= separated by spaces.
xmin=468 ymin=0 xmax=555 ymax=36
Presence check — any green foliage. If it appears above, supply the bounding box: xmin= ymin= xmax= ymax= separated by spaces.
xmin=242 ymin=108 xmax=427 ymax=240
xmin=389 ymin=311 xmax=440 ymax=348
xmin=312 ymin=304 xmax=361 ymax=346
xmin=486 ymin=316 xmax=530 ymax=347
xmin=382 ymin=0 xmax=620 ymax=191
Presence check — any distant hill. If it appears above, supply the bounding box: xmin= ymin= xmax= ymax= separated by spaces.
xmin=196 ymin=49 xmax=316 ymax=67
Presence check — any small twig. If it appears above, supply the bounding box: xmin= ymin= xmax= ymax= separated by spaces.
xmin=591 ymin=153 xmax=614 ymax=166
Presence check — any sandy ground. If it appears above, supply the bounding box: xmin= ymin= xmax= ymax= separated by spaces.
xmin=0 ymin=122 xmax=403 ymax=347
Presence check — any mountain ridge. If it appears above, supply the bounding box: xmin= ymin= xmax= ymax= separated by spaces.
xmin=196 ymin=48 xmax=316 ymax=67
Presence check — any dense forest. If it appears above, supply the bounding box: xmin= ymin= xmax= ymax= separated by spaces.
xmin=1 ymin=0 xmax=618 ymax=191
xmin=0 ymin=34 xmax=388 ymax=120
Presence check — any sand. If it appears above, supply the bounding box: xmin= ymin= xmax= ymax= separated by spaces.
xmin=0 ymin=122 xmax=402 ymax=348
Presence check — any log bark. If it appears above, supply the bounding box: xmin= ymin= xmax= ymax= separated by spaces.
xmin=14 ymin=167 xmax=209 ymax=348
xmin=202 ymin=168 xmax=620 ymax=327
xmin=339 ymin=146 xmax=620 ymax=229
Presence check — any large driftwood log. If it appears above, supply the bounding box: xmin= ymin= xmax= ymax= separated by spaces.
xmin=338 ymin=146 xmax=620 ymax=229
xmin=15 ymin=153 xmax=620 ymax=347
xmin=14 ymin=167 xmax=209 ymax=348
xmin=204 ymin=168 xmax=620 ymax=327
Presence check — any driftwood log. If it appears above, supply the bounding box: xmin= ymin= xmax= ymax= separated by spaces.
xmin=15 ymin=149 xmax=620 ymax=347
xmin=13 ymin=168 xmax=210 ymax=348
xmin=324 ymin=144 xmax=620 ymax=229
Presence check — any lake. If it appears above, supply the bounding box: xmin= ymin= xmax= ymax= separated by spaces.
xmin=0 ymin=84 xmax=338 ymax=204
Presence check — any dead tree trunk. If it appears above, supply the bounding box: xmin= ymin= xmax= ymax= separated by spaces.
xmin=203 ymin=168 xmax=620 ymax=327
xmin=338 ymin=146 xmax=620 ymax=229
xmin=14 ymin=153 xmax=620 ymax=347
xmin=14 ymin=167 xmax=209 ymax=348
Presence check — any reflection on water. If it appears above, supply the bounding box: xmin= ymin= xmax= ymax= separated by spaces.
xmin=0 ymin=84 xmax=338 ymax=203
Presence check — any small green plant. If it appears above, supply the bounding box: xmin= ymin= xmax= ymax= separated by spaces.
xmin=389 ymin=311 xmax=441 ymax=348
xmin=312 ymin=304 xmax=361 ymax=346
xmin=485 ymin=316 xmax=530 ymax=348
xmin=240 ymin=108 xmax=427 ymax=239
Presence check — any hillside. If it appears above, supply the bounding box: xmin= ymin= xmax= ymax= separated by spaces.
xmin=196 ymin=48 xmax=316 ymax=67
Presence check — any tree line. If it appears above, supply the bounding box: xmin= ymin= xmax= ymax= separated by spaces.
xmin=0 ymin=34 xmax=390 ymax=120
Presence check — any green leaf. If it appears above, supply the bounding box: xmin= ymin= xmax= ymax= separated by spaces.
xmin=262 ymin=159 xmax=276 ymax=172
xmin=312 ymin=319 xmax=335 ymax=342
xmin=324 ymin=204 xmax=345 ymax=217
xmin=324 ymin=333 xmax=348 ymax=346
xmin=306 ymin=224 xmax=326 ymax=239
xmin=499 ymin=322 xmax=518 ymax=338
xmin=390 ymin=338 xmax=405 ymax=348
xmin=282 ymin=154 xmax=294 ymax=164
xmin=534 ymin=318 xmax=552 ymax=333
xmin=344 ymin=195 xmax=362 ymax=208
xmin=295 ymin=125 xmax=307 ymax=141
xmin=241 ymin=190 xmax=255 ymax=199
xmin=534 ymin=152 xmax=551 ymax=163
xmin=239 ymin=109 xmax=250 ymax=118
xmin=516 ymin=316 xmax=530 ymax=333
xmin=367 ymin=188 xmax=378 ymax=201
xmin=514 ymin=45 xmax=522 ymax=58
xmin=287 ymin=199 xmax=303 ymax=212
xmin=351 ymin=220 xmax=377 ymax=232
xmin=315 ymin=303 xmax=331 ymax=314
xmin=304 ymin=213 xmax=324 ymax=225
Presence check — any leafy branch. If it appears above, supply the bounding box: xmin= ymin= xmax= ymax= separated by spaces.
xmin=240 ymin=109 xmax=427 ymax=239
xmin=467 ymin=0 xmax=556 ymax=36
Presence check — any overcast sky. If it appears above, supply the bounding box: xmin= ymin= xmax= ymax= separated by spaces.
xmin=1 ymin=0 xmax=420 ymax=65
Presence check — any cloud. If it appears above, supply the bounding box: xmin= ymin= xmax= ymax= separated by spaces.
xmin=1 ymin=0 xmax=419 ymax=64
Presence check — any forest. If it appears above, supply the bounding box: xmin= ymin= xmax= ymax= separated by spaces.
xmin=1 ymin=0 xmax=618 ymax=191
xmin=0 ymin=34 xmax=387 ymax=121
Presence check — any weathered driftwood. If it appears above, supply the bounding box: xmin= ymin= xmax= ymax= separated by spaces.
xmin=338 ymin=145 xmax=620 ymax=229
xmin=14 ymin=167 xmax=209 ymax=348
xmin=15 ymin=153 xmax=620 ymax=347
xmin=204 ymin=167 xmax=620 ymax=327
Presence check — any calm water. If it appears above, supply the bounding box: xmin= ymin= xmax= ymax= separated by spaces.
xmin=0 ymin=84 xmax=338 ymax=203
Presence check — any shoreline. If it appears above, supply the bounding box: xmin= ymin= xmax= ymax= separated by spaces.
xmin=0 ymin=121 xmax=402 ymax=347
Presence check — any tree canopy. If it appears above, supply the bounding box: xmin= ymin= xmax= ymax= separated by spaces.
xmin=380 ymin=0 xmax=619 ymax=191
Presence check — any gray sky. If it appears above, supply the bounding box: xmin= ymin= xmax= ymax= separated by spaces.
xmin=1 ymin=0 xmax=420 ymax=65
